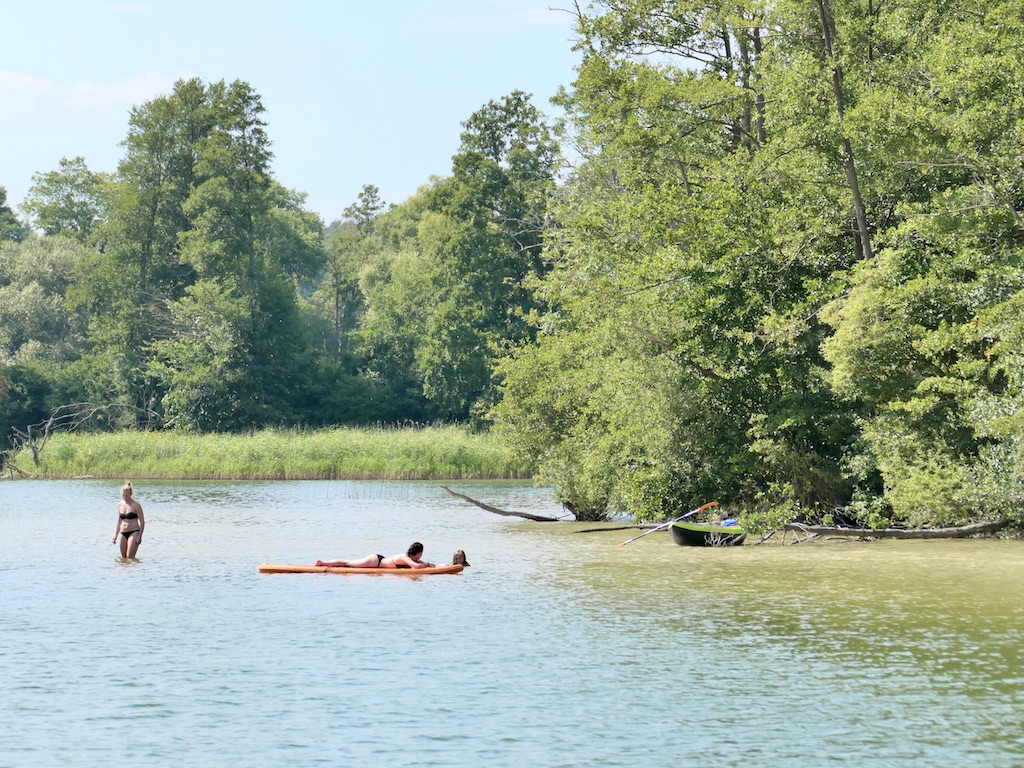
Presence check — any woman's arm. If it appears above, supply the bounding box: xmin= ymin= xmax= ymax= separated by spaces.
xmin=396 ymin=554 xmax=434 ymax=569
xmin=135 ymin=504 xmax=145 ymax=540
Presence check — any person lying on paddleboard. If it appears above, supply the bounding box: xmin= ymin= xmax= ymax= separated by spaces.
xmin=316 ymin=541 xmax=435 ymax=569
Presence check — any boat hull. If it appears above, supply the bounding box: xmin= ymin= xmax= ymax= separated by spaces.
xmin=259 ymin=563 xmax=465 ymax=575
xmin=670 ymin=522 xmax=746 ymax=547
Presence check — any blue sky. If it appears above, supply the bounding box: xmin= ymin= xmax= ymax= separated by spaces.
xmin=1 ymin=0 xmax=582 ymax=223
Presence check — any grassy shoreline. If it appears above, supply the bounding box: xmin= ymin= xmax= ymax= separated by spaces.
xmin=8 ymin=426 xmax=533 ymax=481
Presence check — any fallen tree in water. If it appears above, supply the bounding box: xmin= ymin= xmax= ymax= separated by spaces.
xmin=440 ymin=487 xmax=1013 ymax=542
xmin=441 ymin=485 xmax=564 ymax=522
xmin=784 ymin=520 xmax=1007 ymax=543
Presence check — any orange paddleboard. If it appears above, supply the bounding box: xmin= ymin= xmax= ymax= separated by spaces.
xmin=259 ymin=563 xmax=464 ymax=575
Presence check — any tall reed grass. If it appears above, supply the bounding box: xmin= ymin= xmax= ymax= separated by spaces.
xmin=15 ymin=426 xmax=533 ymax=480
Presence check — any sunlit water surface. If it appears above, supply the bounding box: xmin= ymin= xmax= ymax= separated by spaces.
xmin=1 ymin=480 xmax=1022 ymax=767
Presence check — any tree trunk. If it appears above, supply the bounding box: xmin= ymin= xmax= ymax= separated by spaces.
xmin=441 ymin=486 xmax=562 ymax=522
xmin=815 ymin=0 xmax=873 ymax=261
xmin=784 ymin=521 xmax=1007 ymax=540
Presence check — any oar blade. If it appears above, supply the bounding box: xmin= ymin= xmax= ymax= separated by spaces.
xmin=614 ymin=501 xmax=719 ymax=546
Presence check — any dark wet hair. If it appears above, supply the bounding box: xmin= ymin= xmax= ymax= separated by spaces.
xmin=407 ymin=542 xmax=424 ymax=557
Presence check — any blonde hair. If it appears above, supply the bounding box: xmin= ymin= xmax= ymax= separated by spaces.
xmin=121 ymin=482 xmax=134 ymax=497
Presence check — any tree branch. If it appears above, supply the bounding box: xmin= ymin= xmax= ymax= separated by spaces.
xmin=628 ymin=323 xmax=723 ymax=380
xmin=4 ymin=402 xmax=161 ymax=477
xmin=441 ymin=485 xmax=563 ymax=522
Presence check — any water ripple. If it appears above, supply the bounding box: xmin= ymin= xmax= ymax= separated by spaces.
xmin=0 ymin=481 xmax=1022 ymax=767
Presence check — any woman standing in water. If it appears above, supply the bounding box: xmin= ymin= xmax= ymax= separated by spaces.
xmin=112 ymin=482 xmax=145 ymax=558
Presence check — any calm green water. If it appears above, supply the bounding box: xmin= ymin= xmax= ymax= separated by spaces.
xmin=1 ymin=480 xmax=1022 ymax=767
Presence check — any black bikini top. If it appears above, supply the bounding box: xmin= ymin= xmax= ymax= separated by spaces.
xmin=120 ymin=512 xmax=139 ymax=520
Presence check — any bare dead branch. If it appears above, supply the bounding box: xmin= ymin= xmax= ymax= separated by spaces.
xmin=441 ymin=485 xmax=563 ymax=522
xmin=3 ymin=402 xmax=161 ymax=477
xmin=576 ymin=524 xmax=655 ymax=533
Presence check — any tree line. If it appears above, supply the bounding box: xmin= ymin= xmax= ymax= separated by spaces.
xmin=3 ymin=0 xmax=1023 ymax=530
xmin=0 ymin=81 xmax=554 ymax=431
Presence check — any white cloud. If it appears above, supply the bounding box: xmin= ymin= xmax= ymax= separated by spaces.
xmin=0 ymin=70 xmax=54 ymax=93
xmin=62 ymin=70 xmax=179 ymax=111
xmin=0 ymin=70 xmax=54 ymax=114
xmin=0 ymin=68 xmax=185 ymax=116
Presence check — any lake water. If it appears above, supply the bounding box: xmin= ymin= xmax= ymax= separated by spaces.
xmin=1 ymin=479 xmax=1022 ymax=767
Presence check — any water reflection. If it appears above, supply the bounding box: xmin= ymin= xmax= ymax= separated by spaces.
xmin=560 ymin=525 xmax=1023 ymax=758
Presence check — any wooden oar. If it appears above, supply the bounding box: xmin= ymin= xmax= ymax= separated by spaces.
xmin=615 ymin=501 xmax=719 ymax=546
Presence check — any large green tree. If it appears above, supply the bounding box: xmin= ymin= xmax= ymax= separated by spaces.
xmin=0 ymin=236 xmax=90 ymax=363
xmin=0 ymin=188 xmax=28 ymax=242
xmin=308 ymin=184 xmax=386 ymax=356
xmin=20 ymin=157 xmax=110 ymax=243
xmin=494 ymin=1 xmax=859 ymax=522
xmin=72 ymin=78 xmax=325 ymax=429
xmin=817 ymin=0 xmax=1024 ymax=527
xmin=358 ymin=92 xmax=560 ymax=420
xmin=72 ymin=78 xmax=214 ymax=408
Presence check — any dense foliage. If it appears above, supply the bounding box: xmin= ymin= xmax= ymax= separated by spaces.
xmin=493 ymin=0 xmax=1024 ymax=527
xmin=0 ymin=82 xmax=558 ymax=437
xmin=4 ymin=4 xmax=1024 ymax=530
